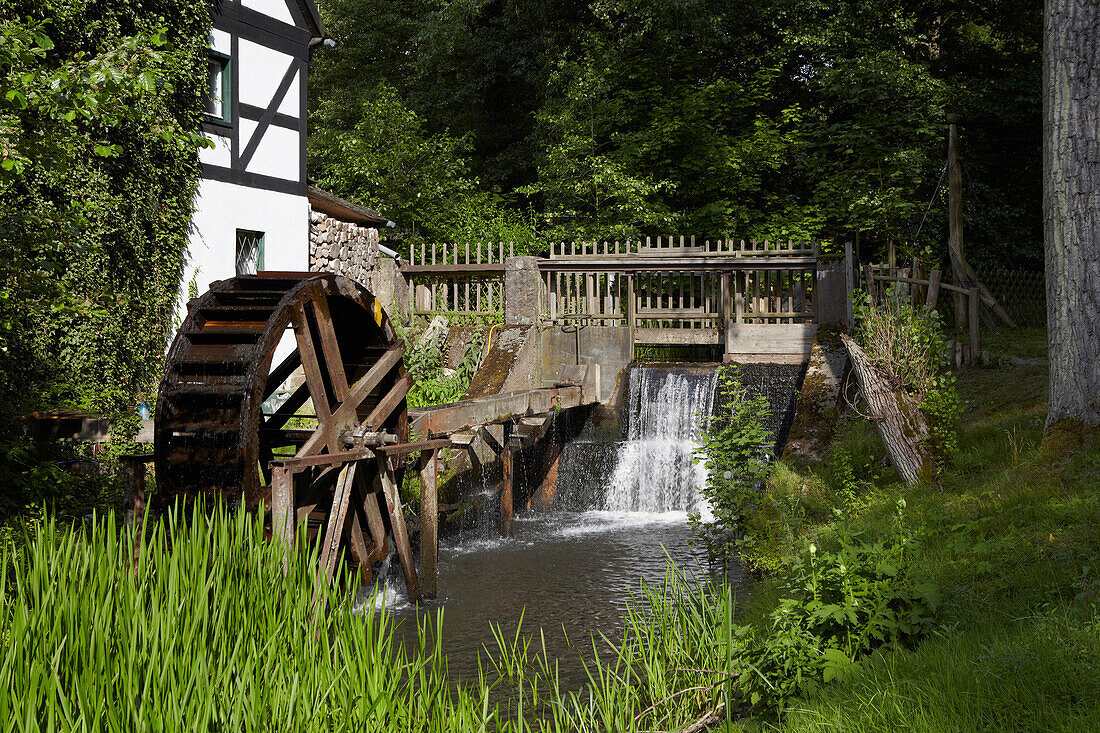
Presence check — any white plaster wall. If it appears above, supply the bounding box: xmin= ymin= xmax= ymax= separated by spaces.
xmin=210 ymin=28 xmax=231 ymax=55
xmin=238 ymin=39 xmax=297 ymax=109
xmin=179 ymin=178 xmax=308 ymax=323
xmin=243 ymin=123 xmax=300 ymax=180
xmin=198 ymin=131 xmax=231 ymax=167
xmin=242 ymin=0 xmax=295 ymax=25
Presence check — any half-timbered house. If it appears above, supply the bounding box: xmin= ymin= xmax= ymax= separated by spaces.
xmin=183 ymin=0 xmax=326 ymax=306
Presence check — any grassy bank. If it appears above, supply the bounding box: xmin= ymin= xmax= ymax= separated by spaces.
xmin=737 ymin=328 xmax=1100 ymax=730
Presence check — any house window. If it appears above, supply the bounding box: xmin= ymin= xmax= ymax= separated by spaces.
xmin=235 ymin=230 xmax=264 ymax=275
xmin=204 ymin=50 xmax=232 ymax=126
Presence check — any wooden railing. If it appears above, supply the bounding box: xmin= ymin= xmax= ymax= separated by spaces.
xmin=401 ymin=238 xmax=824 ymax=348
xmin=405 ymin=242 xmax=513 ymax=317
xmin=863 ymin=263 xmax=985 ymax=366
xmin=541 ymin=238 xmax=819 ymax=345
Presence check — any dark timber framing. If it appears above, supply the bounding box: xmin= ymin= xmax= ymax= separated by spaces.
xmin=200 ymin=0 xmax=323 ymax=195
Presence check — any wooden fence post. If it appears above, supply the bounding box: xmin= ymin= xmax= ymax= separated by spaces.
xmin=271 ymin=466 xmax=294 ymax=572
xmin=419 ymin=448 xmax=439 ymax=598
xmin=844 ymin=241 xmax=854 ymax=328
xmin=926 ymin=270 xmax=942 ymax=310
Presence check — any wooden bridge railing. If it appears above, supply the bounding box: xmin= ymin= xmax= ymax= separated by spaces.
xmin=401 ymin=237 xmax=829 ymax=354
xmin=541 ymin=238 xmax=819 ymax=345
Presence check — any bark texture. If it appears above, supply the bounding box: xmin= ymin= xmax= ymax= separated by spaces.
xmin=841 ymin=334 xmax=935 ymax=485
xmin=1044 ymin=0 xmax=1100 ymax=426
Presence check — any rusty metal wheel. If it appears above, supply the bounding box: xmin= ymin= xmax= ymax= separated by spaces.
xmin=154 ymin=272 xmax=409 ymax=511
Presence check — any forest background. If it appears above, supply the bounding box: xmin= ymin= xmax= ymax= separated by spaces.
xmin=308 ymin=0 xmax=1041 ymax=267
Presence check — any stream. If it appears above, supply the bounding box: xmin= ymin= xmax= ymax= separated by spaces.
xmin=364 ymin=364 xmax=797 ymax=688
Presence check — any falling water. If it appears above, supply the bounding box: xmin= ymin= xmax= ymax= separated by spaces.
xmin=603 ymin=366 xmax=718 ymax=515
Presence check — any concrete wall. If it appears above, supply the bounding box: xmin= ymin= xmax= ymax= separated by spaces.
xmin=537 ymin=325 xmax=633 ymax=408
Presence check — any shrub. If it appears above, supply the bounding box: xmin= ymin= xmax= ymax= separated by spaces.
xmin=690 ymin=365 xmax=774 ymax=559
xmin=741 ymin=500 xmax=941 ymax=709
xmin=853 ymin=288 xmax=962 ymax=468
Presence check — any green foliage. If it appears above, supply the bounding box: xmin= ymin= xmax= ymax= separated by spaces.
xmin=309 ymin=83 xmax=536 ymax=248
xmin=689 ymin=365 xmax=774 ymax=558
xmin=743 ymin=503 xmax=940 ymax=708
xmin=853 ymin=289 xmax=962 ymax=468
xmin=0 ymin=3 xmax=209 ymax=423
xmin=402 ymin=323 xmax=485 ymax=408
xmin=310 ymin=0 xmax=1041 ymax=263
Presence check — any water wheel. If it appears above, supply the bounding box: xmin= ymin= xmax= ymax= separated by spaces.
xmin=154 ymin=272 xmax=413 ymax=584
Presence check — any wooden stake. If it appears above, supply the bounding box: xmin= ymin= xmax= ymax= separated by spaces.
xmin=968 ymin=287 xmax=981 ymax=362
xmin=947 ymin=113 xmax=968 ymax=329
xmin=501 ymin=436 xmax=515 ymax=538
xmin=926 ymin=269 xmax=942 ymax=310
xmin=271 ymin=466 xmax=294 ymax=572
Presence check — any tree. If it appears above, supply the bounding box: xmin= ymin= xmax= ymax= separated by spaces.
xmin=1043 ymin=0 xmax=1100 ymax=426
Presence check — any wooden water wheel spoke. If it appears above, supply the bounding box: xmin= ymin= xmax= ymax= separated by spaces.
xmin=308 ymin=293 xmax=350 ymax=401
xmin=362 ymin=372 xmax=414 ymax=431
xmin=264 ymin=351 xmax=302 ymax=400
xmin=290 ymin=302 xmax=333 ymax=426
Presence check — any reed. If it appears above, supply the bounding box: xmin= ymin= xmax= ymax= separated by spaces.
xmin=0 ymin=509 xmax=742 ymax=732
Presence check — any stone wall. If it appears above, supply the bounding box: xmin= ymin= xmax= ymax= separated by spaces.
xmin=309 ymin=209 xmax=408 ymax=320
xmin=309 ymin=209 xmax=380 ymax=283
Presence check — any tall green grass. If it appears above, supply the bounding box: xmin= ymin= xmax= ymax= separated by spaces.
xmin=0 ymin=508 xmax=744 ymax=732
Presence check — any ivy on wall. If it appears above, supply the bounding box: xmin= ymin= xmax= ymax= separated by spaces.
xmin=0 ymin=0 xmax=211 ymax=423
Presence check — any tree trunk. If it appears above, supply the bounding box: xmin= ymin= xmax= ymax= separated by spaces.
xmin=841 ymin=335 xmax=936 ymax=485
xmin=1044 ymin=0 xmax=1100 ymax=426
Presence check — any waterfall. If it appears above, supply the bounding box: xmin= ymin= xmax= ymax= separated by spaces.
xmin=603 ymin=366 xmax=718 ymax=515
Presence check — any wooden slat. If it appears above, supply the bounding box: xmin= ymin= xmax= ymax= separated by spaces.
xmin=378 ymin=456 xmax=419 ymax=600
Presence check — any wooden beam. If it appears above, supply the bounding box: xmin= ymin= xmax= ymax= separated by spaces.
xmin=271 ymin=449 xmax=373 ymax=471
xmin=419 ymin=448 xmax=439 ymax=598
xmin=270 ymin=466 xmax=294 ymax=572
xmin=362 ymin=372 xmax=414 ymax=431
xmin=309 ymin=293 xmax=350 ymax=401
xmin=375 ymin=438 xmax=452 ymax=456
xmin=377 ymin=456 xmax=420 ymax=601
xmin=264 ymin=351 xmax=302 ymax=399
xmin=318 ymin=462 xmax=357 ymax=580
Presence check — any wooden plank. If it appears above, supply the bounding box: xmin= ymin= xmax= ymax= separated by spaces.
xmin=346 ymin=500 xmax=373 ymax=585
xmin=264 ymin=351 xmax=302 ymax=399
xmin=633 ymin=327 xmax=722 ymax=345
xmin=419 ymin=448 xmax=439 ymax=597
xmin=309 ymin=293 xmax=349 ymax=401
xmin=290 ymin=302 xmax=333 ymax=455
xmin=725 ymin=323 xmax=818 ymax=356
xmin=271 ymin=449 xmax=372 ymax=470
xmin=926 ymin=269 xmax=942 ymax=309
xmin=270 ymin=466 xmax=294 ymax=572
xmin=375 ymin=438 xmax=452 ymax=456
xmin=536 ymin=257 xmax=817 ymax=272
xmin=378 ymin=456 xmax=420 ymax=600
